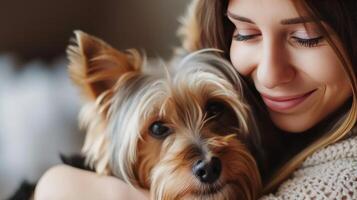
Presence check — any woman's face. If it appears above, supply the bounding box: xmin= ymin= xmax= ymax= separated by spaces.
xmin=228 ymin=0 xmax=352 ymax=132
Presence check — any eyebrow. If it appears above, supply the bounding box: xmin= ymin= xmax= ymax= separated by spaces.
xmin=226 ymin=11 xmax=255 ymax=24
xmin=226 ymin=11 xmax=314 ymax=25
xmin=281 ymin=16 xmax=314 ymax=25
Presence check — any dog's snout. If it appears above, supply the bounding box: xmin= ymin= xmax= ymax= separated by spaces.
xmin=192 ymin=157 xmax=221 ymax=184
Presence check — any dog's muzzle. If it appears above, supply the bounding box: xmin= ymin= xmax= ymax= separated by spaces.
xmin=192 ymin=156 xmax=222 ymax=184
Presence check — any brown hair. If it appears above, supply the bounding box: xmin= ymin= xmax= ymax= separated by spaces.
xmin=178 ymin=0 xmax=357 ymax=193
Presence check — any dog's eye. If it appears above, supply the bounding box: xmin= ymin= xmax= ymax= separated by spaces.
xmin=149 ymin=121 xmax=171 ymax=139
xmin=205 ymin=101 xmax=225 ymax=118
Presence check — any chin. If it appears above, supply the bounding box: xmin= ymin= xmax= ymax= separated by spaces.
xmin=269 ymin=113 xmax=318 ymax=133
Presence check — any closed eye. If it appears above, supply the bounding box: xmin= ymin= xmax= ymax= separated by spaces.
xmin=233 ymin=33 xmax=261 ymax=41
xmin=291 ymin=36 xmax=324 ymax=48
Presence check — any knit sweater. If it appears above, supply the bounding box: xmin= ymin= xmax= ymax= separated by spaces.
xmin=260 ymin=129 xmax=357 ymax=200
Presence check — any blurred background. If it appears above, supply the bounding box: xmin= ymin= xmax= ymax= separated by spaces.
xmin=0 ymin=0 xmax=191 ymax=198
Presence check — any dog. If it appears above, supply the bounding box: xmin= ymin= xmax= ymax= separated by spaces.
xmin=67 ymin=31 xmax=263 ymax=200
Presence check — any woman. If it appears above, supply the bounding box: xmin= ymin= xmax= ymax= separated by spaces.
xmin=35 ymin=0 xmax=357 ymax=199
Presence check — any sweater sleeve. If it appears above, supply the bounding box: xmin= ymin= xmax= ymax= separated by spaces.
xmin=260 ymin=136 xmax=357 ymax=200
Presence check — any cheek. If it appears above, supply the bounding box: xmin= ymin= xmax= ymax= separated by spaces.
xmin=294 ymin=47 xmax=348 ymax=85
xmin=230 ymin=42 xmax=257 ymax=77
xmin=136 ymin=134 xmax=163 ymax=187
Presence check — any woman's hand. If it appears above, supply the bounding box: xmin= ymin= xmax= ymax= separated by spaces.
xmin=35 ymin=164 xmax=150 ymax=200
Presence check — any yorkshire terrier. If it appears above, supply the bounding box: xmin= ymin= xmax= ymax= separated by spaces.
xmin=67 ymin=31 xmax=263 ymax=200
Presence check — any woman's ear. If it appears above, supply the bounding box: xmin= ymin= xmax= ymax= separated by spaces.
xmin=67 ymin=30 xmax=142 ymax=101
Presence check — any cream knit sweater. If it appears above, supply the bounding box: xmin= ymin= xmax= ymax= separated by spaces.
xmin=261 ymin=129 xmax=357 ymax=200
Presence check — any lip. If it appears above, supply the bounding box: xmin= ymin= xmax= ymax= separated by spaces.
xmin=260 ymin=89 xmax=316 ymax=112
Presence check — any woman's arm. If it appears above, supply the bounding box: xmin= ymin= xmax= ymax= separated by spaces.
xmin=34 ymin=165 xmax=150 ymax=200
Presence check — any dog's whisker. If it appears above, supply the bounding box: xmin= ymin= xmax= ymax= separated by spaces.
xmin=206 ymin=134 xmax=237 ymax=148
xmin=223 ymin=133 xmax=237 ymax=142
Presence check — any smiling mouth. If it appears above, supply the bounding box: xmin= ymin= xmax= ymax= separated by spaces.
xmin=261 ymin=89 xmax=317 ymax=112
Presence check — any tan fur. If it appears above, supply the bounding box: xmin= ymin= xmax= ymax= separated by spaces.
xmin=67 ymin=30 xmax=143 ymax=101
xmin=79 ymin=102 xmax=111 ymax=174
xmin=177 ymin=0 xmax=201 ymax=52
xmin=68 ymin=31 xmax=262 ymax=199
xmin=67 ymin=31 xmax=143 ymax=174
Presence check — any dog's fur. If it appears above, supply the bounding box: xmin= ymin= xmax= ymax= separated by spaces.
xmin=68 ymin=31 xmax=263 ymax=200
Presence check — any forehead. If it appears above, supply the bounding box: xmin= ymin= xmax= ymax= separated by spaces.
xmin=227 ymin=0 xmax=302 ymax=24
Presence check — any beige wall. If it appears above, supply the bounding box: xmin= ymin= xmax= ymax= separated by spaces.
xmin=0 ymin=0 xmax=191 ymax=61
xmin=0 ymin=1 xmax=192 ymax=197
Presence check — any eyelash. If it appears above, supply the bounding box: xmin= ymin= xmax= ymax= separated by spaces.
xmin=233 ymin=33 xmax=260 ymax=41
xmin=233 ymin=33 xmax=324 ymax=48
xmin=291 ymin=36 xmax=324 ymax=48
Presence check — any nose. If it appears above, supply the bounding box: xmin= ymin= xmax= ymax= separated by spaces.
xmin=256 ymin=39 xmax=295 ymax=89
xmin=192 ymin=157 xmax=222 ymax=184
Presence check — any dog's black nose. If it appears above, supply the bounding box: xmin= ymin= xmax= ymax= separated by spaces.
xmin=192 ymin=157 xmax=222 ymax=184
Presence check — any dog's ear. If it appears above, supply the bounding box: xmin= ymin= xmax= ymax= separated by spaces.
xmin=177 ymin=0 xmax=203 ymax=52
xmin=67 ymin=30 xmax=142 ymax=100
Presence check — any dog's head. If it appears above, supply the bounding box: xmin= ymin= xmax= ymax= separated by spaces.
xmin=68 ymin=31 xmax=261 ymax=200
